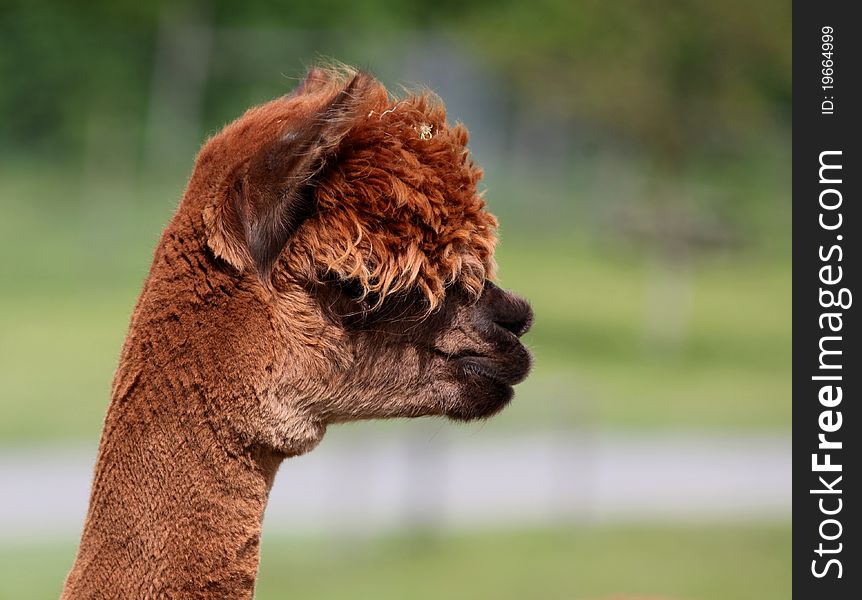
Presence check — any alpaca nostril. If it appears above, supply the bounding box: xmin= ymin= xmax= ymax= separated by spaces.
xmin=480 ymin=281 xmax=533 ymax=339
xmin=495 ymin=318 xmax=525 ymax=337
xmin=493 ymin=306 xmax=533 ymax=338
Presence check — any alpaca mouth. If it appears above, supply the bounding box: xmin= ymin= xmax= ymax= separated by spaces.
xmin=431 ymin=336 xmax=532 ymax=421
xmin=456 ymin=352 xmax=531 ymax=386
xmin=441 ymin=347 xmax=531 ymax=422
xmin=431 ymin=340 xmax=532 ymax=387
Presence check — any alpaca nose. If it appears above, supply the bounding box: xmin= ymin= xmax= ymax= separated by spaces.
xmin=483 ymin=281 xmax=534 ymax=338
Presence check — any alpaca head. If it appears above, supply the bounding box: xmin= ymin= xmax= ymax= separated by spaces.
xmin=175 ymin=67 xmax=532 ymax=455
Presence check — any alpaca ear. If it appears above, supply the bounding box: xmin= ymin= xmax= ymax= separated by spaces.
xmin=290 ymin=67 xmax=333 ymax=96
xmin=215 ymin=73 xmax=376 ymax=279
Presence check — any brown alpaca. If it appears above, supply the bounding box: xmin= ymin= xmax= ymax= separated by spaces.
xmin=62 ymin=66 xmax=533 ymax=599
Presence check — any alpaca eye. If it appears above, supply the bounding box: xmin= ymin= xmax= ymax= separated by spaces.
xmin=363 ymin=290 xmax=381 ymax=309
xmin=355 ymin=289 xmax=380 ymax=310
xmin=338 ymin=279 xmax=363 ymax=299
xmin=336 ymin=279 xmax=378 ymax=310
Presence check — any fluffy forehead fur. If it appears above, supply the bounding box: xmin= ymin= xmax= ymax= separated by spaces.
xmin=200 ymin=67 xmax=497 ymax=309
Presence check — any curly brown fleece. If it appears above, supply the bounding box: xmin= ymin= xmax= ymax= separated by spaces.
xmin=204 ymin=67 xmax=497 ymax=309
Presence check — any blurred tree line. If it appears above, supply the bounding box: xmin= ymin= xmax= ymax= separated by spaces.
xmin=1 ymin=0 xmax=789 ymax=164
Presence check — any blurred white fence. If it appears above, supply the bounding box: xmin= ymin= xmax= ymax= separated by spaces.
xmin=0 ymin=430 xmax=790 ymax=541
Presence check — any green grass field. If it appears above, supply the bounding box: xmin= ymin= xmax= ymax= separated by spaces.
xmin=0 ymin=524 xmax=790 ymax=600
xmin=0 ymin=167 xmax=790 ymax=443
xmin=0 ymin=157 xmax=790 ymax=599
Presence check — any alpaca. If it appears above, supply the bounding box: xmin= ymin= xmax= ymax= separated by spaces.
xmin=61 ymin=66 xmax=533 ymax=599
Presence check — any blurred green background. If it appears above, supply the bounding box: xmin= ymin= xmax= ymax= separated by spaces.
xmin=0 ymin=1 xmax=790 ymax=598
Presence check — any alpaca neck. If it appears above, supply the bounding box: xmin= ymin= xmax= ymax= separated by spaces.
xmin=62 ymin=390 xmax=281 ymax=599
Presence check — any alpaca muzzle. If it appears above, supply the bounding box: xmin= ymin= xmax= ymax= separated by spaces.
xmin=456 ymin=281 xmax=534 ymax=386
